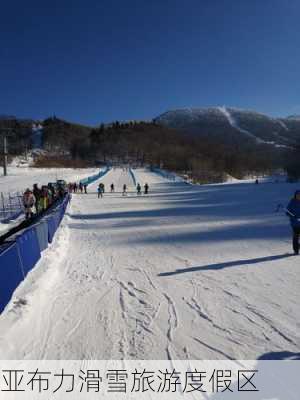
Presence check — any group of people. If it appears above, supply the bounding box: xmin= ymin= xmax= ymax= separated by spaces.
xmin=136 ymin=183 xmax=149 ymax=195
xmin=97 ymin=182 xmax=149 ymax=198
xmin=22 ymin=182 xmax=66 ymax=220
xmin=68 ymin=182 xmax=87 ymax=194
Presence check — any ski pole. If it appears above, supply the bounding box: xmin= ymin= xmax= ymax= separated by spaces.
xmin=285 ymin=208 xmax=295 ymax=217
xmin=284 ymin=208 xmax=300 ymax=221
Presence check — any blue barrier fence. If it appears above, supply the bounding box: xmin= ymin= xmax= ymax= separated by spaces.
xmin=0 ymin=242 xmax=24 ymax=312
xmin=79 ymin=166 xmax=110 ymax=186
xmin=0 ymin=194 xmax=70 ymax=313
xmin=150 ymin=167 xmax=182 ymax=182
xmin=129 ymin=168 xmax=137 ymax=186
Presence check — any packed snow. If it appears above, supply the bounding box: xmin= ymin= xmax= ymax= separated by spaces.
xmin=0 ymin=167 xmax=299 ymax=360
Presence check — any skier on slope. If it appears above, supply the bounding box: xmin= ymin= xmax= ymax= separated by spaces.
xmin=99 ymin=183 xmax=105 ymax=193
xmin=98 ymin=183 xmax=103 ymax=198
xmin=286 ymin=190 xmax=300 ymax=255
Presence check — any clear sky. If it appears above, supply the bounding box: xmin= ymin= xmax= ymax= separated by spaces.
xmin=0 ymin=0 xmax=299 ymax=125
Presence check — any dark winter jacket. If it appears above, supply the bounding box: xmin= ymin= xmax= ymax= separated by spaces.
xmin=287 ymin=191 xmax=300 ymax=228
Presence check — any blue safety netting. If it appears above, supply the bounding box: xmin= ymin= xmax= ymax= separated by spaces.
xmin=129 ymin=168 xmax=137 ymax=186
xmin=79 ymin=166 xmax=110 ymax=186
xmin=150 ymin=166 xmax=181 ymax=182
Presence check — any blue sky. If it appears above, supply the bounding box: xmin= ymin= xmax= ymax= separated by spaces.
xmin=0 ymin=0 xmax=299 ymax=125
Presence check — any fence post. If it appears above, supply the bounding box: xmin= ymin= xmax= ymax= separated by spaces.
xmin=18 ymin=192 xmax=23 ymax=211
xmin=1 ymin=192 xmax=5 ymax=221
xmin=8 ymin=193 xmax=13 ymax=219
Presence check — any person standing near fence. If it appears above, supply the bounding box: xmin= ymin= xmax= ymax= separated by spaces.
xmin=48 ymin=183 xmax=55 ymax=205
xmin=41 ymin=186 xmax=50 ymax=211
xmin=23 ymin=189 xmax=36 ymax=220
xmin=33 ymin=184 xmax=42 ymax=213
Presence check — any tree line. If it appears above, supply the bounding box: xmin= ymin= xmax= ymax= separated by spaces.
xmin=1 ymin=116 xmax=299 ymax=183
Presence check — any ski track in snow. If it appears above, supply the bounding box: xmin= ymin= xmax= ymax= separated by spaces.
xmin=218 ymin=106 xmax=262 ymax=142
xmin=277 ymin=119 xmax=289 ymax=131
xmin=0 ymin=167 xmax=299 ymax=360
xmin=218 ymin=106 xmax=286 ymax=147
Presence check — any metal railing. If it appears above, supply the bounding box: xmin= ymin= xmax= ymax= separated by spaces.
xmin=0 ymin=191 xmax=23 ymax=223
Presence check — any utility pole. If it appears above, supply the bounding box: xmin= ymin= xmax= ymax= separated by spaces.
xmin=1 ymin=128 xmax=14 ymax=176
xmin=3 ymin=135 xmax=7 ymax=176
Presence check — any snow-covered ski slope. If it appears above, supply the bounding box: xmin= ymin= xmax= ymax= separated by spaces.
xmin=0 ymin=168 xmax=299 ymax=360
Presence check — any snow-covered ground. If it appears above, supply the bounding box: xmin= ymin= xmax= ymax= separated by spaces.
xmin=0 ymin=166 xmax=99 ymax=195
xmin=0 ymin=167 xmax=299 ymax=360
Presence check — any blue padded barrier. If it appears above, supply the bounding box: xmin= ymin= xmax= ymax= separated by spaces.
xmin=0 ymin=242 xmax=24 ymax=313
xmin=150 ymin=167 xmax=179 ymax=182
xmin=0 ymin=195 xmax=71 ymax=314
xmin=59 ymin=206 xmax=64 ymax=222
xmin=15 ymin=227 xmax=41 ymax=275
xmin=47 ymin=195 xmax=70 ymax=243
xmin=34 ymin=220 xmax=48 ymax=252
xmin=53 ymin=210 xmax=61 ymax=229
xmin=79 ymin=166 xmax=110 ymax=186
xmin=129 ymin=168 xmax=137 ymax=186
xmin=47 ymin=216 xmax=57 ymax=243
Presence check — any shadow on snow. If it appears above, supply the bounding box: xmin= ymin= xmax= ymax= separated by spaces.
xmin=158 ymin=254 xmax=294 ymax=276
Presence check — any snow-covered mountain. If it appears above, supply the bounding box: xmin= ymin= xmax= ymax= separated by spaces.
xmin=154 ymin=107 xmax=300 ymax=147
xmin=287 ymin=115 xmax=300 ymax=120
